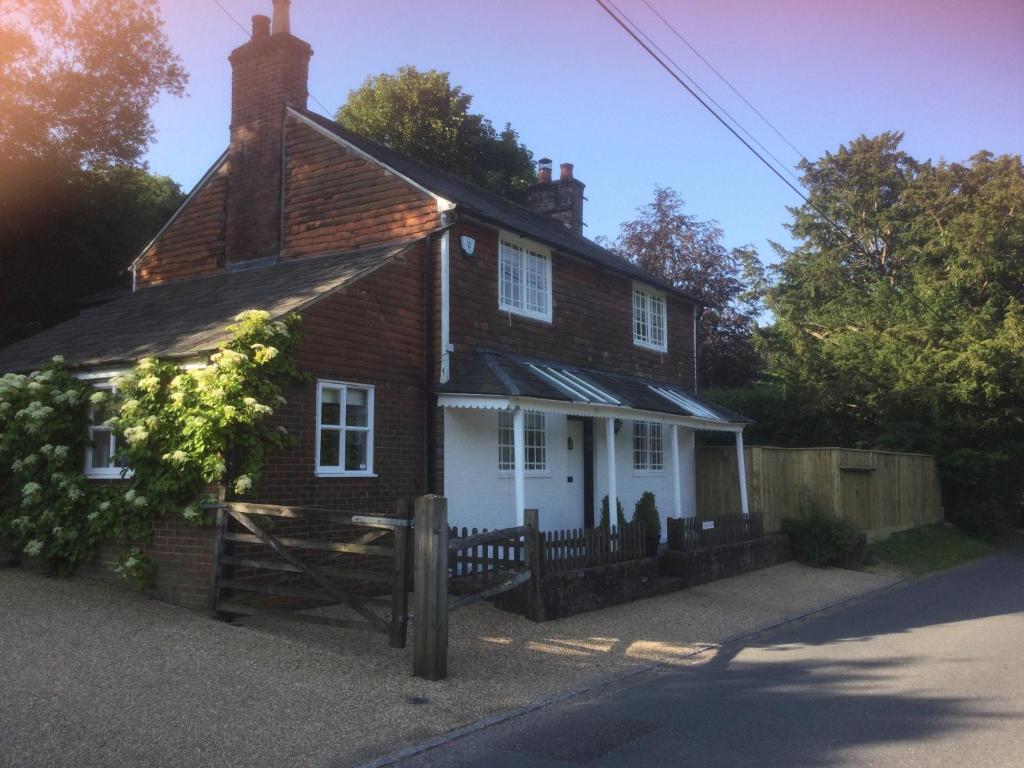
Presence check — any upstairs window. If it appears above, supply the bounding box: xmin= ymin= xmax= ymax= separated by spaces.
xmin=85 ymin=383 xmax=131 ymax=479
xmin=633 ymin=421 xmax=665 ymax=472
xmin=498 ymin=234 xmax=552 ymax=322
xmin=316 ymin=380 xmax=375 ymax=476
xmin=633 ymin=284 xmax=667 ymax=352
xmin=498 ymin=410 xmax=547 ymax=472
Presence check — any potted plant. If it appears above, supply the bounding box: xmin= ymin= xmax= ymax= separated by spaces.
xmin=633 ymin=491 xmax=662 ymax=557
xmin=599 ymin=495 xmax=627 ymax=529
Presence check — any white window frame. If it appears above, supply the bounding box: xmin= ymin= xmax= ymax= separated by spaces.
xmin=498 ymin=231 xmax=553 ymax=323
xmin=633 ymin=421 xmax=665 ymax=474
xmin=84 ymin=382 xmax=132 ymax=480
xmin=498 ymin=410 xmax=549 ymax=476
xmin=314 ymin=380 xmax=376 ymax=478
xmin=633 ymin=283 xmax=668 ymax=352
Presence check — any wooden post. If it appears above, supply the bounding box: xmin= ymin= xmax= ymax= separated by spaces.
xmin=671 ymin=423 xmax=682 ymax=519
xmin=389 ymin=496 xmax=414 ymax=649
xmin=523 ymin=508 xmax=543 ymax=623
xmin=413 ymin=494 xmax=449 ymax=681
xmin=605 ymin=417 xmax=617 ymax=522
xmin=208 ymin=496 xmax=234 ymax=621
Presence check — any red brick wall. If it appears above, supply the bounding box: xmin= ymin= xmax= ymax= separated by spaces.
xmin=281 ymin=117 xmax=439 ymax=258
xmin=134 ymin=160 xmax=228 ymax=287
xmin=254 ymin=241 xmax=430 ymax=510
xmin=448 ymin=218 xmax=697 ymax=391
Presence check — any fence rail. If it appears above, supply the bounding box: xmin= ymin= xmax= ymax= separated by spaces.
xmin=666 ymin=513 xmax=763 ymax=551
xmin=542 ymin=522 xmax=649 ymax=573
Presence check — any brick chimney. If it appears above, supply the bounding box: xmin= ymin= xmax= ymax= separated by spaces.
xmin=526 ymin=158 xmax=585 ymax=235
xmin=224 ymin=0 xmax=312 ymax=267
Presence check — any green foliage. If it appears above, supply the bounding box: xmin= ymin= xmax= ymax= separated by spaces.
xmin=0 ymin=0 xmax=187 ymax=169
xmin=868 ymin=523 xmax=994 ymax=577
xmin=632 ymin=491 xmax=661 ymax=541
xmin=0 ymin=160 xmax=185 ymax=345
xmin=607 ymin=187 xmax=767 ymax=387
xmin=599 ymin=495 xmax=626 ymax=529
xmin=764 ymin=133 xmax=1024 ymax=532
xmin=781 ymin=510 xmax=860 ymax=567
xmin=0 ymin=311 xmax=302 ymax=578
xmin=336 ymin=66 xmax=535 ymax=202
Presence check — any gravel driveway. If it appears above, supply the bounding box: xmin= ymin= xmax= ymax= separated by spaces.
xmin=0 ymin=563 xmax=897 ymax=767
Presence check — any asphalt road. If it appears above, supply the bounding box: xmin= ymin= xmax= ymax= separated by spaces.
xmin=389 ymin=552 xmax=1024 ymax=767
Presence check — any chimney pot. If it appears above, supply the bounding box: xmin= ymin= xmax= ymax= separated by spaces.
xmin=537 ymin=157 xmax=552 ymax=184
xmin=251 ymin=14 xmax=270 ymax=39
xmin=559 ymin=162 xmax=574 ymax=181
xmin=271 ymin=0 xmax=291 ymax=35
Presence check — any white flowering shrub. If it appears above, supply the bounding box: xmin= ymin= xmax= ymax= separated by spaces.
xmin=0 ymin=311 xmax=302 ymax=577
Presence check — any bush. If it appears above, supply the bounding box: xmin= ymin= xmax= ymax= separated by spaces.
xmin=599 ymin=495 xmax=626 ymax=529
xmin=632 ymin=491 xmax=661 ymax=541
xmin=782 ymin=511 xmax=860 ymax=566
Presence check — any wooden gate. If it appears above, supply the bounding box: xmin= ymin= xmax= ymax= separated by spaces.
xmin=208 ymin=499 xmax=414 ymax=648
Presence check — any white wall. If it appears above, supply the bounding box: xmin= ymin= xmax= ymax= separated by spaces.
xmin=593 ymin=422 xmax=697 ymax=541
xmin=443 ymin=410 xmax=697 ymax=540
xmin=444 ymin=409 xmax=582 ymax=532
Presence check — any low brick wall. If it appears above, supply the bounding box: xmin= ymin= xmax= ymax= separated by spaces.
xmin=496 ymin=557 xmax=660 ymax=621
xmin=658 ymin=533 xmax=791 ymax=587
xmin=77 ymin=516 xmax=216 ymax=611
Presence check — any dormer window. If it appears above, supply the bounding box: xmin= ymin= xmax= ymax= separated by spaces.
xmin=498 ymin=233 xmax=552 ymax=322
xmin=633 ymin=283 xmax=667 ymax=352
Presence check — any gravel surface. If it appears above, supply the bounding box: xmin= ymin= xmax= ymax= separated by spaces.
xmin=0 ymin=563 xmax=897 ymax=767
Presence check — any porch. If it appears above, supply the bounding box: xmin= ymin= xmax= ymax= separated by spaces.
xmin=439 ymin=350 xmax=752 ymax=537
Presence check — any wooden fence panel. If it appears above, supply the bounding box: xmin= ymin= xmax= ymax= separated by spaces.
xmin=696 ymin=446 xmax=943 ymax=538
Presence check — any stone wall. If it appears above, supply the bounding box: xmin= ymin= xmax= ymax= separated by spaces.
xmin=657 ymin=533 xmax=792 ymax=587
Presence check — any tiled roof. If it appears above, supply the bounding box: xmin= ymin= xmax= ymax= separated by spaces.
xmin=440 ymin=348 xmax=752 ymax=424
xmin=295 ymin=109 xmax=703 ymax=305
xmin=0 ymin=242 xmax=415 ymax=373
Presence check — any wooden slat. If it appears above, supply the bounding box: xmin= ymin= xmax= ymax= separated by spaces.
xmin=448 ymin=571 xmax=532 ymax=611
xmin=223 ymin=532 xmax=394 ymax=557
xmin=218 ymin=555 xmax=392 ymax=583
xmin=225 ymin=507 xmax=389 ymax=633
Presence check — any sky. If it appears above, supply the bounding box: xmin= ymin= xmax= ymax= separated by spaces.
xmin=145 ymin=0 xmax=1024 ymax=262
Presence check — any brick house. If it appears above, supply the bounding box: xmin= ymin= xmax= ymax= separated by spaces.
xmin=0 ymin=2 xmax=751 ymax=603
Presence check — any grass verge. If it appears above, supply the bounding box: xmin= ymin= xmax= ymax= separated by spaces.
xmin=868 ymin=523 xmax=996 ymax=577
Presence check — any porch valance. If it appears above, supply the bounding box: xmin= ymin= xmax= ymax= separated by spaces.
xmin=438 ymin=349 xmax=751 ymax=433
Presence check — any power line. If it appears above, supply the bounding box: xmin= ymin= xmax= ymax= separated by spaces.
xmin=640 ymin=0 xmax=807 ymax=162
xmin=206 ymin=0 xmax=333 ymax=116
xmin=604 ymin=0 xmax=803 ymax=187
xmin=592 ymin=0 xmax=874 ymax=261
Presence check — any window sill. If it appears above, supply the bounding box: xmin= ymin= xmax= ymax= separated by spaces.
xmin=497 ymin=470 xmax=551 ymax=479
xmin=633 ymin=339 xmax=668 ymax=354
xmin=633 ymin=469 xmax=666 ymax=477
xmin=315 ymin=470 xmax=378 ymax=479
xmin=499 ymin=305 xmax=553 ymax=325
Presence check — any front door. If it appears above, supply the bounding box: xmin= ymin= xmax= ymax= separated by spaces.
xmin=567 ymin=419 xmax=586 ymax=528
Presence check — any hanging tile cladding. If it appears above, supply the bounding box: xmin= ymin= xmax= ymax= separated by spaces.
xmin=135 ymin=161 xmax=229 ymax=287
xmin=281 ymin=118 xmax=440 ymax=258
xmin=253 ymin=242 xmax=429 ymax=511
xmin=449 ymin=218 xmax=697 ymax=392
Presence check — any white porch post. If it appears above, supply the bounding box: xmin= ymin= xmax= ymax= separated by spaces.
xmin=735 ymin=429 xmax=750 ymax=517
xmin=671 ymin=424 xmax=683 ymax=517
xmin=513 ymin=407 xmax=526 ymax=526
xmin=605 ymin=417 xmax=617 ymax=520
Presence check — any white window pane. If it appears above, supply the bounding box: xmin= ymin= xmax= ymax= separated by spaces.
xmin=91 ymin=428 xmax=113 ymax=468
xmin=345 ymin=431 xmax=368 ymax=471
xmin=319 ymin=429 xmax=341 ymax=467
xmin=346 ymin=388 xmax=368 ymax=427
xmin=320 ymin=387 xmax=342 ymax=426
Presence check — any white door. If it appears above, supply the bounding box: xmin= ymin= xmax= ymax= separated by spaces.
xmin=566 ymin=420 xmax=585 ymax=528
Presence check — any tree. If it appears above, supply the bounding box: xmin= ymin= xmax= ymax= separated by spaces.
xmin=765 ymin=133 xmax=1024 ymax=532
xmin=0 ymin=163 xmax=184 ymax=345
xmin=336 ymin=66 xmax=535 ymax=202
xmin=608 ymin=187 xmax=766 ymax=387
xmin=0 ymin=0 xmax=187 ymax=347
xmin=0 ymin=0 xmax=187 ymax=168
